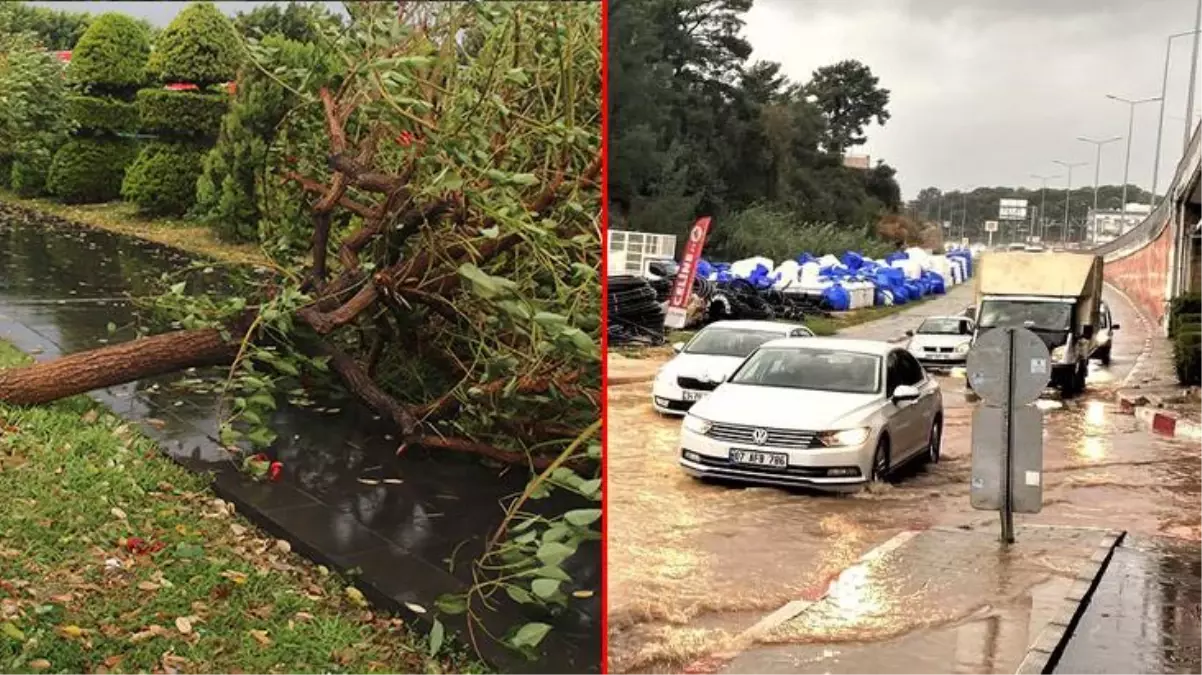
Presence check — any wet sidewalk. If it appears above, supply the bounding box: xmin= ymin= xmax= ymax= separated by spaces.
xmin=1053 ymin=535 xmax=1201 ymax=674
xmin=687 ymin=523 xmax=1120 ymax=675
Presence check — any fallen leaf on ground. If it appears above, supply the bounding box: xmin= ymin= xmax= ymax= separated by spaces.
xmin=110 ymin=507 xmax=127 ymax=520
xmin=56 ymin=624 xmax=85 ymax=639
xmin=221 ymin=570 xmax=248 ymax=585
xmin=137 ymin=581 xmax=160 ymax=591
xmin=28 ymin=659 xmax=50 ymax=670
xmin=82 ymin=410 xmax=99 ymax=424
xmin=357 ymin=478 xmax=381 ymax=485
xmin=294 ymin=611 xmax=314 ymax=621
xmin=345 ymin=587 xmax=367 ymax=607
xmin=404 ymin=602 xmax=426 ymax=614
xmin=248 ymin=629 xmax=271 ymax=645
xmin=274 ymin=539 xmax=291 ymax=554
xmin=230 ymin=524 xmax=246 ymax=536
xmin=174 ymin=617 xmax=192 ymax=635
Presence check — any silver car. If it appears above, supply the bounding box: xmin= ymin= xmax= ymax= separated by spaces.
xmin=678 ymin=338 xmax=944 ymax=491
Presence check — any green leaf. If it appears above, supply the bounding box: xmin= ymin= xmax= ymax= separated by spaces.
xmin=564 ymin=509 xmax=601 ymax=527
xmin=1 ymin=621 xmax=24 ymax=642
xmin=174 ymin=543 xmax=204 ymax=559
xmin=509 ymin=173 xmax=539 ymax=186
xmin=578 ymin=479 xmax=601 ymax=500
xmin=457 ymin=263 xmax=519 ymax=300
xmin=532 ymin=565 xmax=571 ymax=582
xmin=435 ymin=594 xmax=467 ymax=615
xmin=428 ymin=618 xmax=444 ymax=656
xmin=531 ymin=578 xmax=560 ymax=599
xmin=170 ymin=281 xmax=186 ymax=294
xmin=273 ymin=360 xmax=299 ymax=377
xmin=506 ymin=585 xmax=534 ymax=604
xmin=246 ymin=427 xmax=276 ymax=448
xmin=535 ymin=541 xmax=574 ymax=567
xmin=510 ymin=622 xmax=551 ymax=649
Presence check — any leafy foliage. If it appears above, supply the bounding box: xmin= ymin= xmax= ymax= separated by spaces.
xmin=706 ymin=205 xmax=894 ymax=261
xmin=65 ymin=95 xmax=138 ymax=134
xmin=0 ymin=34 xmax=72 ymax=197
xmin=608 ymin=0 xmax=900 ymax=253
xmin=806 ymin=59 xmax=891 ymax=155
xmin=136 ymin=88 xmax=227 ymax=137
xmin=46 ymin=137 xmax=137 ymax=203
xmin=146 ymin=2 xmax=241 ymax=86
xmin=233 ymin=1 xmax=341 ymax=43
xmin=195 ymin=35 xmax=340 ymax=243
xmin=0 ymin=1 xmax=93 ymax=50
xmin=66 ymin=13 xmax=150 ymax=92
xmin=121 ymin=140 xmax=208 ymax=215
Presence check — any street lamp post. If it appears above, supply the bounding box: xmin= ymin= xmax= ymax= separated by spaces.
xmin=1186 ymin=0 xmax=1201 ymax=150
xmin=1052 ymin=160 xmax=1089 ymax=243
xmin=960 ymin=191 xmax=968 ymax=243
xmin=1106 ymin=94 xmax=1161 ymax=220
xmin=1077 ymin=136 xmax=1122 ymax=244
xmin=1152 ymin=28 xmax=1202 ymax=205
xmin=1030 ymin=173 xmax=1060 ymax=241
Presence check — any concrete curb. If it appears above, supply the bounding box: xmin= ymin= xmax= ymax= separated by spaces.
xmin=1117 ymin=394 xmax=1202 ymax=440
xmin=1014 ymin=529 xmax=1127 ymax=675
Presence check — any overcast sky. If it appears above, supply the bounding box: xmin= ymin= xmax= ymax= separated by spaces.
xmin=744 ymin=0 xmax=1202 ymax=198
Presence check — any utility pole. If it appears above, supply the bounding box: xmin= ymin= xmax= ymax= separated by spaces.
xmin=1030 ymin=173 xmax=1060 ymax=241
xmin=1186 ymin=0 xmax=1202 ymax=150
xmin=1077 ymin=136 xmax=1122 ymax=244
xmin=1152 ymin=28 xmax=1202 ymax=205
xmin=960 ymin=191 xmax=969 ymax=244
xmin=1053 ymin=160 xmax=1089 ymax=244
xmin=1106 ymin=94 xmax=1161 ymax=221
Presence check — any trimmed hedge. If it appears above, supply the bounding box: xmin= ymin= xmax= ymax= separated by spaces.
xmin=1173 ymin=328 xmax=1201 ymax=386
xmin=66 ymin=95 xmax=139 ymax=134
xmin=46 ymin=137 xmax=137 ymax=203
xmin=146 ymin=3 xmax=240 ymax=86
xmin=11 ymin=151 xmax=53 ymax=197
xmin=67 ymin=13 xmax=150 ymax=90
xmin=136 ymin=89 xmax=227 ymax=137
xmin=121 ymin=140 xmax=207 ymax=215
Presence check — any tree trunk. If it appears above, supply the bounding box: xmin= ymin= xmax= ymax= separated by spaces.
xmin=0 ymin=329 xmax=238 ymax=405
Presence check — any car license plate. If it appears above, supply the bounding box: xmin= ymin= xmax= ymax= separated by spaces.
xmin=682 ymin=390 xmax=705 ymax=402
xmin=729 ymin=449 xmax=787 ymax=468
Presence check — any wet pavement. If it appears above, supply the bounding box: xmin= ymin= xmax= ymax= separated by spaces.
xmin=1054 ymin=535 xmax=1201 ymax=674
xmin=606 ymin=280 xmax=1200 ymax=673
xmin=0 ymin=204 xmax=600 ymax=673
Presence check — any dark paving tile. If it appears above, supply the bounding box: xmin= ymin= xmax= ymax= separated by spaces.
xmin=213 ymin=471 xmax=322 ymax=513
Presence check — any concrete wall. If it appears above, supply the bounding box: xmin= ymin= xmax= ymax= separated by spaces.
xmin=1103 ymin=221 xmax=1174 ymax=326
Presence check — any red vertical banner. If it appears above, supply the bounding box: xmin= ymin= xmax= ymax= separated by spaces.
xmin=664 ymin=217 xmax=712 ymax=329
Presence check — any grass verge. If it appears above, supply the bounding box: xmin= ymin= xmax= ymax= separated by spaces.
xmin=0 ymin=190 xmax=269 ymax=267
xmin=0 ymin=340 xmax=484 ymax=674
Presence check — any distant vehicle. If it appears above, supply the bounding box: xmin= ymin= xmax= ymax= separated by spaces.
xmin=652 ymin=320 xmax=814 ymax=415
xmin=1006 ymin=242 xmax=1027 ymax=252
xmin=1024 ymin=244 xmax=1046 ymax=253
xmin=970 ymin=251 xmax=1107 ymax=396
xmin=905 ymin=316 xmax=975 ymax=368
xmin=678 ymin=338 xmax=944 ymax=491
xmin=1093 ymin=301 xmax=1119 ymax=365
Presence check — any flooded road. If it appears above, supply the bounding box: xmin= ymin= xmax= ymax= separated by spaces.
xmin=606 ymin=286 xmax=1200 ymax=673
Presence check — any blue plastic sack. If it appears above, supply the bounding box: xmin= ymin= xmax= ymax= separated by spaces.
xmin=822 ymin=283 xmax=851 ymax=311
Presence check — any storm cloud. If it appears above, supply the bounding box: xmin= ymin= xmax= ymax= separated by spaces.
xmin=743 ymin=0 xmax=1201 ymax=198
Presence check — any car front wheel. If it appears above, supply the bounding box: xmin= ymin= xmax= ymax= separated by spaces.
xmin=924 ymin=419 xmax=942 ymax=464
xmin=871 ymin=437 xmax=891 ymax=483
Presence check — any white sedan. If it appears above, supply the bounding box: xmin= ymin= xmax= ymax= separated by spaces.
xmin=652 ymin=320 xmax=814 ymax=415
xmin=678 ymin=338 xmax=943 ymax=491
xmin=905 ymin=315 xmax=975 ymax=368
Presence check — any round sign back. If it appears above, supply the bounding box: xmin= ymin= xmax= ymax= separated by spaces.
xmin=966 ymin=327 xmax=1052 ymax=407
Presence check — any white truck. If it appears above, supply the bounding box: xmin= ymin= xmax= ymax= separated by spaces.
xmin=970 ymin=251 xmax=1107 ymax=396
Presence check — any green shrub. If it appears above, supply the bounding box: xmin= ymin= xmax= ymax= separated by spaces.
xmin=146 ymin=2 xmax=240 ymax=86
xmin=67 ymin=13 xmax=150 ymax=91
xmin=46 ymin=136 xmax=137 ymax=203
xmin=1172 ymin=328 xmax=1201 ymax=386
xmin=1170 ymin=293 xmax=1202 ymax=336
xmin=0 ymin=156 xmax=12 ymax=188
xmin=704 ymin=204 xmax=894 ymax=262
xmin=66 ymin=95 xmax=138 ymax=134
xmin=121 ymin=140 xmax=207 ymax=215
xmin=10 ymin=146 xmax=55 ymax=197
xmin=136 ymin=88 xmax=227 ymax=137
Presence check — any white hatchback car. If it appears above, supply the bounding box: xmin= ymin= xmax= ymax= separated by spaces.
xmin=905 ymin=315 xmax=975 ymax=369
xmin=652 ymin=320 xmax=814 ymax=415
xmin=678 ymin=338 xmax=943 ymax=491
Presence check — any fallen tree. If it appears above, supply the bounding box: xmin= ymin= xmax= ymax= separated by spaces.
xmin=0 ymin=2 xmax=601 ymax=470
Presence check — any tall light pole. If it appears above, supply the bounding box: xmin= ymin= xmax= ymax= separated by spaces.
xmin=1152 ymin=28 xmax=1201 ymax=205
xmin=1186 ymin=0 xmax=1201 ymax=150
xmin=1030 ymin=173 xmax=1060 ymax=240
xmin=1077 ymin=135 xmax=1122 ymax=243
xmin=960 ymin=191 xmax=969 ymax=243
xmin=1053 ymin=160 xmax=1089 ymax=243
xmin=1106 ymin=94 xmax=1161 ymax=220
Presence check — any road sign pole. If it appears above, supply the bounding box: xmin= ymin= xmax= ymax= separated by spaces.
xmin=1000 ymin=328 xmax=1016 ymax=544
xmin=988 ymin=231 xmax=993 ymax=248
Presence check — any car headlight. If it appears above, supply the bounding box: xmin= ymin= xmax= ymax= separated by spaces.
xmin=955 ymin=342 xmax=970 ymax=354
xmin=817 ymin=427 xmax=870 ymax=447
xmin=683 ymin=415 xmax=712 ymax=435
xmin=1051 ymin=346 xmax=1066 ymax=361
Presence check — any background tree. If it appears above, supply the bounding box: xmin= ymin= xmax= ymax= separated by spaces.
xmin=233 ymin=2 xmax=340 ymax=43
xmin=0 ymin=34 xmax=72 ymax=196
xmin=805 ymin=59 xmax=890 ymax=156
xmin=46 ymin=13 xmax=148 ymax=203
xmin=0 ymin=2 xmax=93 ymax=50
xmin=123 ymin=2 xmax=238 ymax=216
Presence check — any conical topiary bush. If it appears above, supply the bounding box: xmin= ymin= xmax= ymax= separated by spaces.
xmin=46 ymin=13 xmax=149 ymax=203
xmin=122 ymin=2 xmax=238 ymax=216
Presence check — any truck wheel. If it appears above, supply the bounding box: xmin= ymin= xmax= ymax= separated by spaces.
xmin=1096 ymin=345 xmax=1112 ymax=366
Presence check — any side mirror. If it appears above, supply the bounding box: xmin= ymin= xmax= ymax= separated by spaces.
xmin=1111 ymin=323 xmax=1120 ymax=331
xmin=905 ymin=330 xmax=914 ymax=337
xmin=891 ymin=384 xmax=920 ymax=402
xmin=672 ymin=342 xmax=685 ymax=353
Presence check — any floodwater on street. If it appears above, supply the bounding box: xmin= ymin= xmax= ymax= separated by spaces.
xmin=605 ymin=287 xmax=1201 ymax=673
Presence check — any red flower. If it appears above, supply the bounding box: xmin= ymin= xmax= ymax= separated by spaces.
xmin=268 ymin=461 xmax=283 ymax=482
xmin=251 ymin=453 xmax=268 ymax=463
xmin=395 ymin=131 xmax=416 ymax=147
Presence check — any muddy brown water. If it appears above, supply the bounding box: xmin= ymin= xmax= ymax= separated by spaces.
xmin=606 ymin=282 xmax=1200 ymax=673
xmin=0 ymin=206 xmax=599 ymax=673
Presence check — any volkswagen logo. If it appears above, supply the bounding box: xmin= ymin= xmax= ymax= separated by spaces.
xmin=751 ymin=428 xmax=769 ymax=445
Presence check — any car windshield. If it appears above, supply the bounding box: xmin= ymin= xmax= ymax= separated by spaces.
xmin=684 ymin=327 xmax=782 ymax=357
xmin=729 ymin=347 xmax=881 ymax=394
xmin=978 ymin=300 xmax=1072 ymax=332
xmin=917 ymin=318 xmax=971 ymax=335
